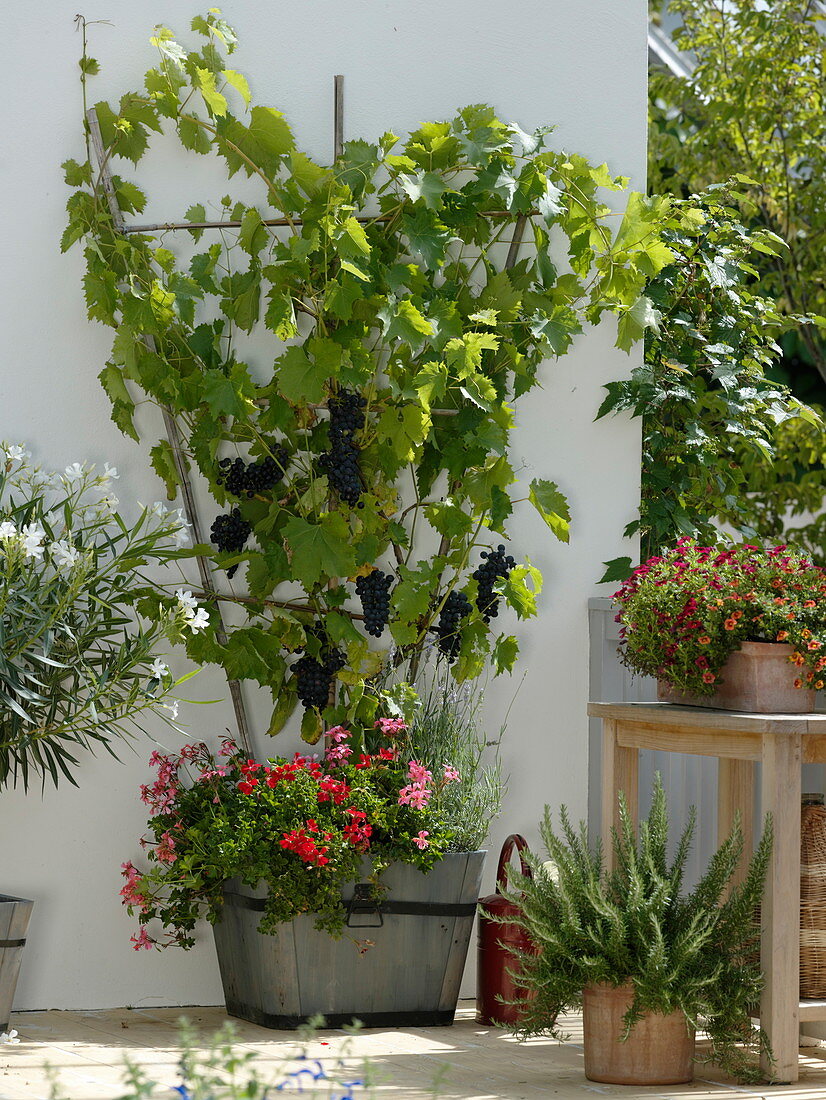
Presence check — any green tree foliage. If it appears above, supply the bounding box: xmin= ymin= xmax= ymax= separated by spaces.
xmin=66 ymin=12 xmax=672 ymax=739
xmin=641 ymin=0 xmax=826 ymax=563
xmin=598 ymin=185 xmax=821 ymax=572
xmin=504 ymin=779 xmax=773 ymax=1083
xmin=649 ymin=0 xmax=826 ymax=393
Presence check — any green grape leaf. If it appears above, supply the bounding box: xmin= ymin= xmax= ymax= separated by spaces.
xmin=528 ymin=478 xmax=571 ymax=542
xmin=379 ymin=299 xmax=434 ymax=347
xmin=195 ymin=67 xmax=227 ymax=116
xmin=301 ymin=706 xmax=325 ymax=743
xmin=425 ymin=500 xmax=474 ymax=540
xmin=223 ymin=69 xmax=251 ymax=108
xmin=274 ymin=345 xmax=328 ymax=404
xmin=401 ymin=208 xmax=451 ymax=270
xmin=504 ymin=561 xmax=543 ymax=619
xmin=150 ymin=440 xmax=180 ymax=499
xmin=492 ymin=634 xmax=519 ymax=675
xmin=398 ymin=171 xmax=447 ymax=210
xmin=284 ymin=514 xmax=356 ymax=587
xmin=264 ymin=288 xmax=298 ymax=339
xmin=239 ymin=207 xmax=268 ymax=256
xmin=268 ymin=688 xmax=297 ymax=736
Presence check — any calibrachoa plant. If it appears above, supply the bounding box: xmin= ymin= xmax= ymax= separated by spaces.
xmin=614 ymin=538 xmax=826 ymax=697
xmin=122 ymin=718 xmax=460 ymax=946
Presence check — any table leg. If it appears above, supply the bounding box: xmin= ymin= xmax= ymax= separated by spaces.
xmin=601 ymin=719 xmax=639 ymax=872
xmin=717 ymin=759 xmax=755 ymax=891
xmin=760 ymin=732 xmax=801 ymax=1083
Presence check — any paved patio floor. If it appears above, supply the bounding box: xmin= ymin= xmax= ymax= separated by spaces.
xmin=3 ymin=1002 xmax=826 ymax=1100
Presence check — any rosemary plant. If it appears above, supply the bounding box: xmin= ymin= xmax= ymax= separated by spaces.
xmin=504 ymin=778 xmax=773 ymax=1083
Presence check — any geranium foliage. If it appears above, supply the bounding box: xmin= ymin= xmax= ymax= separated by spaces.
xmin=64 ymin=11 xmax=670 ymax=741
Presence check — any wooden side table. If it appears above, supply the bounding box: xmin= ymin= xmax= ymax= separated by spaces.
xmin=588 ymin=701 xmax=826 ymax=1084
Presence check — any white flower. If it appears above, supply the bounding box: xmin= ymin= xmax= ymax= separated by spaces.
xmin=149 ymin=657 xmax=169 ymax=680
xmin=103 ymin=463 xmax=120 ymax=481
xmin=63 ymin=462 xmax=85 ymax=483
xmin=96 ymin=494 xmax=119 ymax=514
xmin=175 ymin=588 xmax=198 ymax=611
xmin=149 ymin=501 xmax=169 ymax=517
xmin=171 ymin=509 xmax=191 ymax=548
xmin=3 ymin=445 xmax=28 ymax=464
xmin=0 ymin=1030 xmax=19 ymax=1044
xmin=164 ymin=700 xmax=180 ymax=720
xmin=50 ymin=540 xmax=81 ymax=570
xmin=0 ymin=521 xmax=18 ymax=541
xmin=187 ymin=607 xmax=210 ymax=633
xmin=22 ymin=523 xmax=46 ymax=561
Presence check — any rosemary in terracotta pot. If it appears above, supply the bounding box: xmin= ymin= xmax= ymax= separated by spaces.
xmin=502 ymin=779 xmax=773 ymax=1084
xmin=613 ymin=539 xmax=826 ymax=710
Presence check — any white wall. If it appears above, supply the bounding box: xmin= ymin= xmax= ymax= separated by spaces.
xmin=1 ymin=0 xmax=646 ymax=1010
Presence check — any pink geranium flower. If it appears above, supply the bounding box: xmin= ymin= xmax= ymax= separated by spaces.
xmin=398 ymin=783 xmax=432 ymax=809
xmin=407 ymin=760 xmax=432 ymax=785
xmin=413 ymin=831 xmax=430 ymax=850
xmin=130 ymin=927 xmax=154 ymax=950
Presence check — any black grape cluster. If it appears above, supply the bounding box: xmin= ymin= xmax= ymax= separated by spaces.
xmin=319 ymin=390 xmax=366 ymax=506
xmin=294 ymin=647 xmax=346 ymax=709
xmin=209 ymin=508 xmax=251 ymax=578
xmin=472 ymin=544 xmax=516 ymax=622
xmin=435 ymin=590 xmax=472 ymax=661
xmin=355 ymin=569 xmax=393 ymax=637
xmin=216 ymin=448 xmax=288 ymax=498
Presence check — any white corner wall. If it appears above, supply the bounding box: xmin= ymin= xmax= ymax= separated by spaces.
xmin=1 ymin=0 xmax=646 ymax=1011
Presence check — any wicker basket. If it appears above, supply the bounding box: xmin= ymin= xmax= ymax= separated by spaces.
xmin=800 ymin=801 xmax=826 ymax=998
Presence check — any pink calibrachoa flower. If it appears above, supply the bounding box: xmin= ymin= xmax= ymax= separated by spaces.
xmin=374 ymin=717 xmax=407 ymax=737
xmin=413 ymin=831 xmax=430 ymax=850
xmin=131 ymin=927 xmax=154 ymax=950
xmin=443 ymin=765 xmax=461 ymax=783
xmin=156 ymin=831 xmax=177 ymax=864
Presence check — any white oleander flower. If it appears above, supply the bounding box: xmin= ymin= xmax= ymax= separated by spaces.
xmin=63 ymin=462 xmax=85 ymax=483
xmin=149 ymin=657 xmax=169 ymax=680
xmin=187 ymin=607 xmax=210 ymax=633
xmin=0 ymin=1029 xmax=19 ymax=1044
xmin=103 ymin=463 xmax=119 ymax=481
xmin=164 ymin=700 xmax=180 ymax=720
xmin=3 ymin=445 xmax=28 ymax=463
xmin=171 ymin=509 xmax=191 ymax=548
xmin=175 ymin=588 xmax=198 ymax=611
xmin=95 ymin=494 xmax=119 ymax=516
xmin=51 ymin=540 xmax=81 ymax=570
xmin=22 ymin=523 xmax=46 ymax=560
xmin=149 ymin=501 xmax=169 ymax=518
xmin=0 ymin=521 xmax=18 ymax=541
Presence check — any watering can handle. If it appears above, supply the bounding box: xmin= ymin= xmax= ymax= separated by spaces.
xmin=495 ymin=834 xmax=532 ymax=894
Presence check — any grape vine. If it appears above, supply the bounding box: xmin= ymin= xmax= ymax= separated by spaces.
xmin=65 ymin=10 xmax=660 ymax=742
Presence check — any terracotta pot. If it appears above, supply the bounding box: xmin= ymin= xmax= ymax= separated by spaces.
xmin=582 ymin=983 xmax=695 ymax=1085
xmin=658 ymin=640 xmax=816 ymax=714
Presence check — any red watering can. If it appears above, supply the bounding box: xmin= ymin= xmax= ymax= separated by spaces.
xmin=476 ymin=834 xmax=537 ymax=1026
